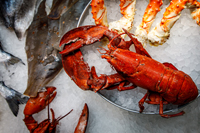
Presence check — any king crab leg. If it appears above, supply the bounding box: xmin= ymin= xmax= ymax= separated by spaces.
xmin=147 ymin=0 xmax=200 ymax=46
xmin=135 ymin=0 xmax=163 ymax=46
xmin=91 ymin=0 xmax=136 ymax=36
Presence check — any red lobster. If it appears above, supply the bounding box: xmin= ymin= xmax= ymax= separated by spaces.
xmin=23 ymin=87 xmax=89 ymax=133
xmin=59 ymin=25 xmax=198 ymax=118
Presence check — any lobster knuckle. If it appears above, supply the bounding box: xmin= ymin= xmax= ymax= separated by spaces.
xmin=89 ymin=74 xmax=107 ymax=92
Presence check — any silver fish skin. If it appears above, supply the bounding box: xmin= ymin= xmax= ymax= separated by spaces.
xmin=0 ymin=81 xmax=29 ymax=116
xmin=0 ymin=42 xmax=24 ymax=65
xmin=0 ymin=0 xmax=24 ymax=28
xmin=14 ymin=0 xmax=42 ymax=40
xmin=0 ymin=0 xmax=42 ymax=40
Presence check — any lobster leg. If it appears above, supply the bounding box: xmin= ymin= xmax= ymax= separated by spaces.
xmin=139 ymin=91 xmax=185 ymax=118
xmin=145 ymin=92 xmax=169 ymax=104
xmin=48 ymin=109 xmax=73 ymax=132
xmin=138 ymin=92 xmax=148 ymax=113
xmin=118 ymin=81 xmax=137 ymax=91
xmin=159 ymin=97 xmax=185 ymax=118
xmin=88 ymin=66 xmax=134 ymax=92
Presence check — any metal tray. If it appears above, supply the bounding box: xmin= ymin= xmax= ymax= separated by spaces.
xmin=77 ymin=0 xmax=200 ymax=115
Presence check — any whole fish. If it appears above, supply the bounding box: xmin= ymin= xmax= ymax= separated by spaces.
xmin=0 ymin=41 xmax=24 ymax=65
xmin=0 ymin=0 xmax=23 ymax=28
xmin=0 ymin=81 xmax=29 ymax=116
xmin=23 ymin=0 xmax=63 ymax=97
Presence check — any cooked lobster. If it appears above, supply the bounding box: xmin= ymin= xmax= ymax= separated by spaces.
xmin=59 ymin=25 xmax=198 ymax=118
xmin=23 ymin=87 xmax=89 ymax=133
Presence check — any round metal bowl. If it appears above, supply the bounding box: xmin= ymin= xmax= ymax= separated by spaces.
xmin=77 ymin=0 xmax=200 ymax=115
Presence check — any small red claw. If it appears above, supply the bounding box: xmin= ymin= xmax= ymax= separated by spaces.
xmin=74 ymin=103 xmax=89 ymax=133
xmin=24 ymin=87 xmax=57 ymax=115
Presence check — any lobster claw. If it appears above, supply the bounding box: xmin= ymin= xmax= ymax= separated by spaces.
xmin=59 ymin=25 xmax=109 ymax=55
xmin=24 ymin=87 xmax=57 ymax=115
xmin=59 ymin=25 xmax=127 ymax=91
xmin=74 ymin=103 xmax=89 ymax=133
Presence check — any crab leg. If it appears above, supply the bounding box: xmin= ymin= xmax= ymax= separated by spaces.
xmin=91 ymin=0 xmax=108 ymax=27
xmin=91 ymin=0 xmax=136 ymax=35
xmin=135 ymin=0 xmax=163 ymax=46
xmin=189 ymin=0 xmax=200 ymax=25
xmin=147 ymin=0 xmax=189 ymax=45
xmin=147 ymin=0 xmax=200 ymax=46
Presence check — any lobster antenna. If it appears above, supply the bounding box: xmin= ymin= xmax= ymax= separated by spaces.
xmin=47 ymin=95 xmax=50 ymax=121
xmin=57 ymin=109 xmax=73 ymax=122
xmin=97 ymin=47 xmax=108 ymax=54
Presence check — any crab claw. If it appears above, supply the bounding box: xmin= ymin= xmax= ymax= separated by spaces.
xmin=24 ymin=87 xmax=57 ymax=115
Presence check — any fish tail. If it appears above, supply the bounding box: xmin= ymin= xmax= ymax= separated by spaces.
xmin=6 ymin=53 xmax=25 ymax=66
xmin=1 ymin=82 xmax=29 ymax=116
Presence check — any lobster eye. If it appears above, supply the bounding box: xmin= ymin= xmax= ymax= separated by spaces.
xmin=110 ymin=54 xmax=114 ymax=58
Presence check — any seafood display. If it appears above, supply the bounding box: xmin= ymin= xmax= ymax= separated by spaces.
xmin=23 ymin=86 xmax=89 ymax=132
xmin=0 ymin=41 xmax=24 ymax=66
xmin=0 ymin=0 xmax=200 ymax=132
xmin=91 ymin=0 xmax=136 ymax=34
xmin=0 ymin=81 xmax=29 ymax=116
xmin=59 ymin=25 xmax=198 ymax=117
